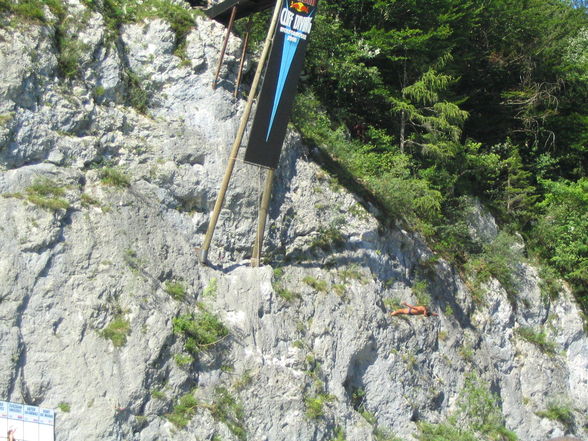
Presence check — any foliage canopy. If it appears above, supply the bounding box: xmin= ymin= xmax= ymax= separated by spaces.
xmin=293 ymin=0 xmax=588 ymax=312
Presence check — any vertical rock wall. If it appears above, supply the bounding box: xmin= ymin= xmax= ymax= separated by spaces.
xmin=0 ymin=2 xmax=586 ymax=441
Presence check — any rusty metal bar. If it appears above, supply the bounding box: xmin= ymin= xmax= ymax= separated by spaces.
xmin=234 ymin=16 xmax=253 ymax=98
xmin=212 ymin=5 xmax=238 ymax=90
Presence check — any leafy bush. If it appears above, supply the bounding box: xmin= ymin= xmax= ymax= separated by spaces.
xmin=25 ymin=178 xmax=69 ymax=211
xmin=338 ymin=265 xmax=365 ymax=283
xmin=207 ymin=386 xmax=247 ymax=441
xmin=383 ymin=298 xmax=402 ymax=311
xmin=536 ymin=401 xmax=575 ymax=431
xmin=302 ymin=276 xmax=328 ymax=292
xmin=309 ymin=225 xmax=346 ymax=252
xmin=172 ymin=308 xmax=229 ymax=355
xmin=304 ymin=393 xmax=334 ymax=419
xmin=416 ymin=372 xmax=517 ymax=441
xmin=533 ymin=178 xmax=588 ymax=312
xmin=80 ymin=193 xmax=101 ymax=208
xmin=0 ymin=0 xmax=64 ymax=22
xmin=417 ymin=422 xmax=477 ymax=441
xmin=99 ymin=167 xmax=131 ymax=187
xmin=373 ymin=427 xmax=404 ymax=441
xmin=164 ymin=280 xmax=186 ymax=301
xmin=330 ymin=426 xmax=346 ymax=441
xmin=56 ymin=27 xmax=88 ymax=79
xmin=203 ymin=278 xmax=218 ymax=298
xmin=82 ymin=0 xmax=199 ymax=47
xmin=456 ymin=373 xmax=517 ymax=441
xmin=274 ymin=284 xmax=299 ymax=301
xmin=124 ymin=69 xmax=150 ymax=114
xmin=58 ymin=402 xmax=71 ymax=412
xmin=166 ymin=390 xmax=198 ymax=428
xmin=412 ymin=279 xmax=431 ymax=306
xmin=173 ymin=353 xmax=194 ymax=366
xmin=515 ymin=327 xmax=557 ymax=354
xmin=538 ymin=265 xmax=563 ymax=301
xmin=272 ymin=267 xmax=299 ymax=301
xmin=293 ymin=91 xmax=443 ymax=226
xmin=465 ymin=232 xmax=523 ymax=301
xmin=151 ymin=389 xmax=166 ymax=400
xmin=100 ymin=316 xmax=131 ymax=347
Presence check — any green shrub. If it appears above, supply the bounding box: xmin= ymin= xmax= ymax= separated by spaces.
xmin=151 ymin=389 xmax=166 ymax=400
xmin=203 ymin=278 xmax=218 ymax=297
xmin=93 ymin=85 xmax=106 ymax=98
xmin=456 ymin=372 xmax=518 ymax=441
xmin=0 ymin=113 xmax=14 ymax=127
xmin=360 ymin=408 xmax=377 ymax=425
xmin=80 ymin=193 xmax=101 ymax=208
xmin=273 ymin=267 xmax=285 ymax=280
xmin=465 ymin=232 xmax=523 ymax=301
xmin=99 ymin=167 xmax=131 ymax=187
xmin=304 ymin=393 xmax=334 ymax=419
xmin=58 ymin=402 xmax=71 ymax=412
xmin=133 ymin=0 xmax=198 ymax=40
xmin=538 ymin=265 xmax=563 ymax=301
xmin=274 ymin=284 xmax=299 ymax=301
xmin=172 ymin=308 xmax=229 ymax=355
xmin=417 ymin=422 xmax=477 ymax=441
xmin=515 ymin=327 xmax=557 ymax=354
xmin=25 ymin=178 xmax=69 ymax=211
xmin=412 ymin=279 xmax=431 ymax=306
xmin=309 ymin=225 xmax=345 ymax=252
xmin=414 ymin=372 xmax=517 ymax=441
xmin=330 ymin=426 xmax=346 ymax=441
xmin=56 ymin=32 xmax=87 ymax=79
xmin=332 ymin=283 xmax=346 ymax=296
xmin=338 ymin=265 xmax=365 ymax=283
xmin=272 ymin=267 xmax=300 ymax=301
xmin=303 ymin=276 xmax=328 ymax=292
xmin=208 ymin=386 xmax=247 ymax=441
xmin=166 ymin=390 xmax=199 ymax=428
xmin=124 ymin=69 xmax=150 ymax=113
xmin=164 ymin=280 xmax=186 ymax=301
xmin=459 ymin=344 xmax=474 ymax=362
xmin=532 ymin=178 xmax=588 ymax=312
xmin=82 ymin=0 xmax=199 ymax=45
xmin=382 ymin=297 xmax=403 ymax=311
xmin=233 ymin=370 xmax=253 ymax=391
xmin=373 ymin=427 xmax=404 ymax=441
xmin=0 ymin=0 xmax=64 ymax=22
xmin=173 ymin=353 xmax=194 ymax=366
xmin=100 ymin=315 xmax=131 ymax=347
xmin=536 ymin=401 xmax=575 ymax=431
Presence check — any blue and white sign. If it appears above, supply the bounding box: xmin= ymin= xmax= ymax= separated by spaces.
xmin=0 ymin=402 xmax=54 ymax=441
xmin=244 ymin=0 xmax=319 ymax=168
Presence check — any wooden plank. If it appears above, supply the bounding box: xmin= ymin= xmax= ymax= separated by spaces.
xmin=204 ymin=0 xmax=274 ymax=25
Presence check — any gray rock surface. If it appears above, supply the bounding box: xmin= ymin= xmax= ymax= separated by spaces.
xmin=0 ymin=2 xmax=587 ymax=441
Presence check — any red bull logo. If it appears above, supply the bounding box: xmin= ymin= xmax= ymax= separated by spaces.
xmin=289 ymin=1 xmax=310 ymax=13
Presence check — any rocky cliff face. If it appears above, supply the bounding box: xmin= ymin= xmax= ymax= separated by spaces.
xmin=0 ymin=2 xmax=586 ymax=441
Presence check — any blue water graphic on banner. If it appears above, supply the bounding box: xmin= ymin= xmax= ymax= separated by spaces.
xmin=244 ymin=0 xmax=319 ymax=168
xmin=266 ymin=35 xmax=299 ymax=140
xmin=265 ymin=0 xmax=316 ymax=141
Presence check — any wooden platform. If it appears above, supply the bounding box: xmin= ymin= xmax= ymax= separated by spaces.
xmin=203 ymin=0 xmax=275 ymax=25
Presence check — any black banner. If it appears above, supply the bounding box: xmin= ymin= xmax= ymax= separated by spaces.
xmin=244 ymin=0 xmax=319 ymax=169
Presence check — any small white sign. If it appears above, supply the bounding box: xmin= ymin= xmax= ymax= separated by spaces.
xmin=0 ymin=402 xmax=54 ymax=441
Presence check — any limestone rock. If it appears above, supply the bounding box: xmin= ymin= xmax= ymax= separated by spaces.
xmin=0 ymin=2 xmax=586 ymax=441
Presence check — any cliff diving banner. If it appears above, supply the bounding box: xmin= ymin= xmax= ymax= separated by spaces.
xmin=244 ymin=0 xmax=319 ymax=169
